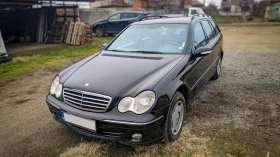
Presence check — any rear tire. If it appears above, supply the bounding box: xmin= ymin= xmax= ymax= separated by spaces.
xmin=95 ymin=26 xmax=104 ymax=37
xmin=211 ymin=56 xmax=222 ymax=80
xmin=164 ymin=92 xmax=186 ymax=142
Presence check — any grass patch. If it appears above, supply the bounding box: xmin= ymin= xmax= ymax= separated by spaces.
xmin=0 ymin=37 xmax=113 ymax=83
xmin=58 ymin=128 xmax=215 ymax=157
xmin=217 ymin=145 xmax=247 ymax=157
xmin=217 ymin=22 xmax=280 ymax=27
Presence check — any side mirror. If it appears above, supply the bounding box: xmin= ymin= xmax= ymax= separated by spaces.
xmin=193 ymin=47 xmax=212 ymax=57
xmin=102 ymin=43 xmax=109 ymax=49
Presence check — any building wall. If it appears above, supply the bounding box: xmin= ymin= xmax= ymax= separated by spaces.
xmin=265 ymin=3 xmax=280 ymax=19
xmin=220 ymin=0 xmax=254 ymax=16
xmin=80 ymin=8 xmax=137 ymax=24
xmin=133 ymin=0 xmax=192 ymax=9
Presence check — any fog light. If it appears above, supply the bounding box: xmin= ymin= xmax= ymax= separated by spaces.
xmin=131 ymin=133 xmax=142 ymax=142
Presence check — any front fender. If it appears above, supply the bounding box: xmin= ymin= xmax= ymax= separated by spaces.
xmin=152 ymin=56 xmax=191 ymax=112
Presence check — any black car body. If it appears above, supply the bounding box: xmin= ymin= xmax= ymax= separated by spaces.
xmin=46 ymin=16 xmax=223 ymax=146
xmin=92 ymin=11 xmax=149 ymax=37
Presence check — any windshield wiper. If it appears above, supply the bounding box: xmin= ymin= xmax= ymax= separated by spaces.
xmin=133 ymin=51 xmax=163 ymax=54
xmin=108 ymin=49 xmax=127 ymax=52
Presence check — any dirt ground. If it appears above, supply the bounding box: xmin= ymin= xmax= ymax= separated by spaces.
xmin=0 ymin=27 xmax=279 ymax=157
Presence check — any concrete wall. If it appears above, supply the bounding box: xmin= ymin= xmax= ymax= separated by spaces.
xmin=79 ymin=8 xmax=190 ymax=24
xmin=80 ymin=8 xmax=137 ymax=24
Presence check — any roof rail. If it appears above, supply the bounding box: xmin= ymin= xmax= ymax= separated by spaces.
xmin=191 ymin=14 xmax=209 ymax=20
xmin=137 ymin=15 xmax=169 ymax=22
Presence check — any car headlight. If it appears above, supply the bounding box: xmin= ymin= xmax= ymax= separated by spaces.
xmin=118 ymin=91 xmax=156 ymax=114
xmin=50 ymin=76 xmax=63 ymax=98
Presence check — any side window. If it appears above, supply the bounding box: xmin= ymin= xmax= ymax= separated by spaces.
xmin=191 ymin=9 xmax=198 ymax=15
xmin=201 ymin=20 xmax=215 ymax=40
xmin=108 ymin=14 xmax=121 ymax=21
xmin=210 ymin=21 xmax=221 ymax=34
xmin=134 ymin=13 xmax=140 ymax=18
xmin=194 ymin=22 xmax=207 ymax=49
xmin=208 ymin=21 xmax=217 ymax=35
xmin=121 ymin=13 xmax=134 ymax=19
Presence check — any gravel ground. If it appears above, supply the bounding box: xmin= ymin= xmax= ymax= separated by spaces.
xmin=0 ymin=27 xmax=279 ymax=157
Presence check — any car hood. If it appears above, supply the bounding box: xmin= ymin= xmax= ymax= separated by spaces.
xmin=63 ymin=51 xmax=184 ymax=98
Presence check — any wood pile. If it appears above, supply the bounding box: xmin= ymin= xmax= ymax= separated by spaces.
xmin=47 ymin=21 xmax=93 ymax=45
xmin=66 ymin=22 xmax=93 ymax=46
xmin=46 ymin=21 xmax=67 ymax=44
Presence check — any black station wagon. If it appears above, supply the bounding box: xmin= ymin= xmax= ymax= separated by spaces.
xmin=46 ymin=15 xmax=223 ymax=145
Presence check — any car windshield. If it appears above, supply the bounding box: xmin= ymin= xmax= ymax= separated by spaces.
xmin=107 ymin=24 xmax=189 ymax=54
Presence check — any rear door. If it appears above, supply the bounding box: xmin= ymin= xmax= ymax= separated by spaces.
xmin=119 ymin=13 xmax=135 ymax=32
xmin=106 ymin=13 xmax=122 ymax=33
xmin=209 ymin=20 xmax=222 ymax=54
xmin=200 ymin=20 xmax=219 ymax=80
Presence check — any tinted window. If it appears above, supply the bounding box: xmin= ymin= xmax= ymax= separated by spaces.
xmin=108 ymin=14 xmax=121 ymax=21
xmin=194 ymin=22 xmax=207 ymax=48
xmin=208 ymin=21 xmax=217 ymax=35
xmin=107 ymin=24 xmax=189 ymax=54
xmin=210 ymin=21 xmax=221 ymax=34
xmin=191 ymin=9 xmax=198 ymax=15
xmin=134 ymin=13 xmax=140 ymax=17
xmin=201 ymin=20 xmax=215 ymax=40
xmin=121 ymin=13 xmax=134 ymax=19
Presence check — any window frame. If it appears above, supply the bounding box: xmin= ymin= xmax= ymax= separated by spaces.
xmin=193 ymin=21 xmax=208 ymax=49
xmin=108 ymin=13 xmax=121 ymax=21
xmin=209 ymin=20 xmax=221 ymax=35
xmin=121 ymin=13 xmax=135 ymax=20
xmin=200 ymin=20 xmax=215 ymax=41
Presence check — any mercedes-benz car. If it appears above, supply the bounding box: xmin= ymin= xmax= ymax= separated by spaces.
xmin=92 ymin=11 xmax=149 ymax=37
xmin=46 ymin=15 xmax=223 ymax=146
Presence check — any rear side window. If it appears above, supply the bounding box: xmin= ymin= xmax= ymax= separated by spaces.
xmin=121 ymin=13 xmax=134 ymax=19
xmin=134 ymin=13 xmax=140 ymax=17
xmin=191 ymin=9 xmax=198 ymax=15
xmin=210 ymin=21 xmax=221 ymax=34
xmin=194 ymin=22 xmax=207 ymax=48
xmin=201 ymin=21 xmax=215 ymax=40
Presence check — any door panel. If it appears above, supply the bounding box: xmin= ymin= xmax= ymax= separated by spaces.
xmin=184 ymin=20 xmax=220 ymax=92
xmin=106 ymin=13 xmax=122 ymax=33
xmin=183 ymin=22 xmax=208 ymax=91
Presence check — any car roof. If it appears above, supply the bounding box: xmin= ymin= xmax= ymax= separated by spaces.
xmin=132 ymin=17 xmax=210 ymax=25
xmin=115 ymin=11 xmax=149 ymax=14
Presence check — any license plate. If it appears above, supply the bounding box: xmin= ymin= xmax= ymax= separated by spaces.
xmin=61 ymin=112 xmax=96 ymax=131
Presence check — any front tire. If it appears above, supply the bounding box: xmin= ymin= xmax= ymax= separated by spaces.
xmin=211 ymin=56 xmax=222 ymax=80
xmin=164 ymin=92 xmax=186 ymax=142
xmin=95 ymin=26 xmax=104 ymax=37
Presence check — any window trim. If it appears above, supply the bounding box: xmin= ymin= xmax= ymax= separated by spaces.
xmin=121 ymin=13 xmax=135 ymax=20
xmin=193 ymin=21 xmax=208 ymax=49
xmin=200 ymin=20 xmax=214 ymax=40
xmin=108 ymin=13 xmax=121 ymax=21
xmin=209 ymin=20 xmax=221 ymax=35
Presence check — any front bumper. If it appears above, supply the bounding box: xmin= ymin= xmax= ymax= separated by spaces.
xmin=46 ymin=95 xmax=168 ymax=146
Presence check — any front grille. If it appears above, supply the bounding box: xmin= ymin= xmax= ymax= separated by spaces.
xmin=63 ymin=88 xmax=112 ymax=112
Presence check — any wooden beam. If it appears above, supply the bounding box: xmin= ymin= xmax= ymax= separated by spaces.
xmin=0 ymin=2 xmax=41 ymax=5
